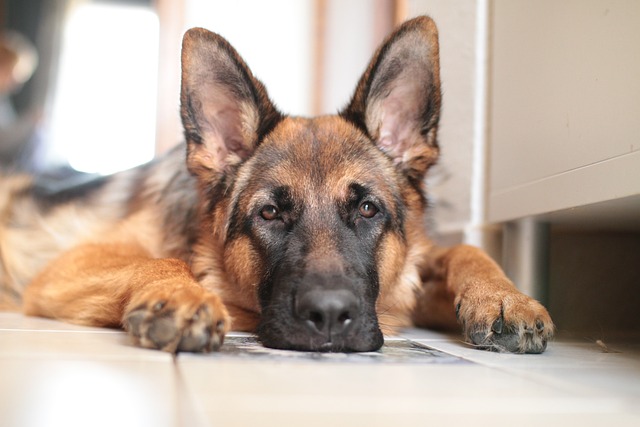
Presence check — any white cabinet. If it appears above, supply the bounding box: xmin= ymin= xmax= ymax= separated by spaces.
xmin=488 ymin=0 xmax=640 ymax=228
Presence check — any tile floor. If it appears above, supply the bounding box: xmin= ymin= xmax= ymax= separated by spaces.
xmin=1 ymin=311 xmax=639 ymax=427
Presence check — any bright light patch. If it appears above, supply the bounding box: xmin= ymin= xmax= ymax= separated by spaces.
xmin=50 ymin=4 xmax=159 ymax=175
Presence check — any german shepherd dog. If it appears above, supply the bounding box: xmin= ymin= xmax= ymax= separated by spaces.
xmin=0 ymin=17 xmax=553 ymax=353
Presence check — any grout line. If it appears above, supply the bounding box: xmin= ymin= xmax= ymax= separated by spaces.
xmin=171 ymin=355 xmax=212 ymax=427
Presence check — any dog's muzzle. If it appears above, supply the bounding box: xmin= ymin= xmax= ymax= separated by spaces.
xmin=257 ymin=270 xmax=384 ymax=353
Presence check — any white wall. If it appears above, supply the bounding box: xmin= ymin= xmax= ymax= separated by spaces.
xmin=319 ymin=0 xmax=383 ymax=114
xmin=184 ymin=0 xmax=314 ymax=117
xmin=406 ymin=0 xmax=490 ymax=246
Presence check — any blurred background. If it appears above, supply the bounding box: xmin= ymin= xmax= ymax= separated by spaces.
xmin=1 ymin=0 xmax=639 ymax=338
xmin=1 ymin=0 xmax=404 ymax=176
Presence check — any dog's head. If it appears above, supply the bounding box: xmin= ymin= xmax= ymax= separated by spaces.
xmin=180 ymin=17 xmax=441 ymax=352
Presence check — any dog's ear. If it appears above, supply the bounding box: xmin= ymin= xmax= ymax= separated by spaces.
xmin=180 ymin=28 xmax=282 ymax=179
xmin=342 ymin=16 xmax=442 ymax=181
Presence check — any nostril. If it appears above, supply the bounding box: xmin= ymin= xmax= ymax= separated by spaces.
xmin=337 ymin=311 xmax=351 ymax=325
xmin=308 ymin=310 xmax=324 ymax=330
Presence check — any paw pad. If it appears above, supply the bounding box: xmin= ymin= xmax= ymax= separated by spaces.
xmin=124 ymin=293 xmax=228 ymax=353
xmin=457 ymin=292 xmax=554 ymax=354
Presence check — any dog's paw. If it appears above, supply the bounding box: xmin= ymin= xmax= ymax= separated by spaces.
xmin=455 ymin=283 xmax=554 ymax=354
xmin=123 ymin=287 xmax=229 ymax=353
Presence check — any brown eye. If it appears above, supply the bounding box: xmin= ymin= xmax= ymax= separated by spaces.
xmin=359 ymin=201 xmax=378 ymax=219
xmin=260 ymin=205 xmax=279 ymax=220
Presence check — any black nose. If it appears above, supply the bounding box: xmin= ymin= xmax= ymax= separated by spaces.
xmin=295 ymin=289 xmax=359 ymax=338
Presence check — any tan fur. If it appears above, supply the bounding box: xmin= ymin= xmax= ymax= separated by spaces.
xmin=0 ymin=176 xmax=127 ymax=310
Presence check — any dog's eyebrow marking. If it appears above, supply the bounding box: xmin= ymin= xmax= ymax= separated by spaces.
xmin=271 ymin=186 xmax=294 ymax=210
xmin=348 ymin=182 xmax=371 ymax=201
xmin=244 ymin=185 xmax=294 ymax=211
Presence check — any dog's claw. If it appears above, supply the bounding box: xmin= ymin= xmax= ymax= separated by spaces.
xmin=491 ymin=314 xmax=503 ymax=335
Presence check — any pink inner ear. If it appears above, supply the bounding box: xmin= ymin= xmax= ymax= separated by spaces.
xmin=375 ymin=79 xmax=423 ymax=164
xmin=198 ymin=92 xmax=255 ymax=171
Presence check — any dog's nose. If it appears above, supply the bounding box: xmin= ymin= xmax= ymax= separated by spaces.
xmin=295 ymin=289 xmax=359 ymax=338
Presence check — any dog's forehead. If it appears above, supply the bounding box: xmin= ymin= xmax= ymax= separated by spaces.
xmin=254 ymin=116 xmax=394 ymax=188
xmin=266 ymin=116 xmax=366 ymax=149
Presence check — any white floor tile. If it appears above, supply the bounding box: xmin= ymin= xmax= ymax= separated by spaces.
xmin=401 ymin=327 xmax=640 ymax=418
xmin=176 ymin=360 xmax=640 ymax=426
xmin=0 ymin=313 xmax=639 ymax=427
xmin=0 ymin=358 xmax=179 ymax=427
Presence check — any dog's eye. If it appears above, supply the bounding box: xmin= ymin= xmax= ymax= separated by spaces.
xmin=358 ymin=201 xmax=378 ymax=219
xmin=260 ymin=205 xmax=280 ymax=221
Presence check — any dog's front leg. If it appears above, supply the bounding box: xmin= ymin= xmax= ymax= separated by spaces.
xmin=418 ymin=244 xmax=554 ymax=353
xmin=23 ymin=243 xmax=229 ymax=353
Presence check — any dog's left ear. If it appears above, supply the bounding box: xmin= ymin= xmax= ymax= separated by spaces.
xmin=180 ymin=28 xmax=282 ymax=179
xmin=342 ymin=16 xmax=441 ymax=180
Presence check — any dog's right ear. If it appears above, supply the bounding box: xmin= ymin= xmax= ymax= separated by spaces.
xmin=341 ymin=16 xmax=442 ymax=181
xmin=180 ymin=28 xmax=282 ymax=179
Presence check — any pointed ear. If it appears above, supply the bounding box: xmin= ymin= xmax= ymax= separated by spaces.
xmin=342 ymin=16 xmax=442 ymax=180
xmin=180 ymin=28 xmax=282 ymax=179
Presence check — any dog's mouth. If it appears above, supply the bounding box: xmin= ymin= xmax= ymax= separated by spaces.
xmin=257 ymin=322 xmax=384 ymax=353
xmin=256 ymin=286 xmax=384 ymax=353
